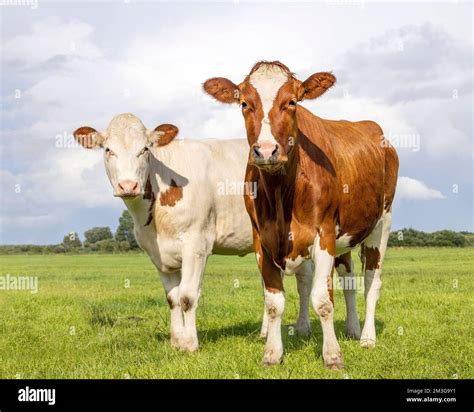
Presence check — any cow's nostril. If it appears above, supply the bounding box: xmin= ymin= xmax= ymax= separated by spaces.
xmin=253 ymin=146 xmax=262 ymax=159
xmin=271 ymin=145 xmax=279 ymax=157
xmin=132 ymin=182 xmax=138 ymax=191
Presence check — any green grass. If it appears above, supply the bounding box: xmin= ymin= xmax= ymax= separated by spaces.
xmin=0 ymin=248 xmax=472 ymax=379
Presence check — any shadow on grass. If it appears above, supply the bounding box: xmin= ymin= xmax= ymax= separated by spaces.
xmin=303 ymin=319 xmax=386 ymax=358
xmin=153 ymin=318 xmax=385 ymax=358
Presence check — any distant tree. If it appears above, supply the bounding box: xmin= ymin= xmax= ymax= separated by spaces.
xmin=118 ymin=240 xmax=131 ymax=252
xmin=115 ymin=210 xmax=139 ymax=249
xmin=97 ymin=239 xmax=116 ymax=253
xmin=431 ymin=230 xmax=466 ymax=247
xmin=54 ymin=245 xmax=66 ymax=254
xmin=84 ymin=227 xmax=113 ymax=245
xmin=388 ymin=228 xmax=467 ymax=247
xmin=62 ymin=231 xmax=82 ymax=251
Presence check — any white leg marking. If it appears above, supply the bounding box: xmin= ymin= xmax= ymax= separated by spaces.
xmin=260 ymin=304 xmax=269 ymax=339
xmin=335 ymin=259 xmax=361 ymax=339
xmin=361 ymin=211 xmax=392 ymax=348
xmin=259 ymin=277 xmax=269 ymax=339
xmin=294 ymin=261 xmax=313 ymax=336
xmin=262 ymin=289 xmax=285 ymax=365
xmin=159 ymin=271 xmax=184 ymax=348
xmin=311 ymin=235 xmax=344 ymax=370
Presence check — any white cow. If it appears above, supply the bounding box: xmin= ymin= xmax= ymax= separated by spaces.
xmin=73 ymin=113 xmax=312 ymax=352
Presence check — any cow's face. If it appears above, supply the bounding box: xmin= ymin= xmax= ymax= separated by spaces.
xmin=74 ymin=113 xmax=178 ymax=198
xmin=203 ymin=61 xmax=335 ymax=172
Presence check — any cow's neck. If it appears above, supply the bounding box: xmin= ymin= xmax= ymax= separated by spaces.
xmin=256 ymin=142 xmax=299 ymax=246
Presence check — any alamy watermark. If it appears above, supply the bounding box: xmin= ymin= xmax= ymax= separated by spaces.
xmin=334 ymin=273 xmax=364 ymax=293
xmin=0 ymin=274 xmax=38 ymax=294
xmin=18 ymin=386 xmax=55 ymax=406
xmin=381 ymin=132 xmax=420 ymax=152
xmin=217 ymin=179 xmax=258 ymax=199
xmin=0 ymin=0 xmax=38 ymax=9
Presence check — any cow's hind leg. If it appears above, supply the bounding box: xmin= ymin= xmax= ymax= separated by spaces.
xmin=335 ymin=253 xmax=361 ymax=339
xmin=360 ymin=210 xmax=392 ymax=348
xmin=294 ymin=261 xmax=313 ymax=336
xmin=159 ymin=271 xmax=184 ymax=348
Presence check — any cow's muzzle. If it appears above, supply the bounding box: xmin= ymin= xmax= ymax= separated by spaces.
xmin=250 ymin=142 xmax=287 ymax=169
xmin=115 ymin=180 xmax=141 ymax=198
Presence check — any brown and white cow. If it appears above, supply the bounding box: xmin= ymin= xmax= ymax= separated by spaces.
xmin=73 ymin=113 xmax=313 ymax=353
xmin=203 ymin=61 xmax=399 ymax=369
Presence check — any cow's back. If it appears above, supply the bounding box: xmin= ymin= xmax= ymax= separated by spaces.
xmin=152 ymin=138 xmax=253 ymax=256
xmin=296 ymin=105 xmax=398 ymax=247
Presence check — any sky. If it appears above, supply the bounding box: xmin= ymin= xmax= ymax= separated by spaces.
xmin=0 ymin=0 xmax=473 ymax=244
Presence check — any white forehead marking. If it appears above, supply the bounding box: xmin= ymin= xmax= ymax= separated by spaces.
xmin=106 ymin=113 xmax=147 ymax=150
xmin=249 ymin=65 xmax=288 ymax=117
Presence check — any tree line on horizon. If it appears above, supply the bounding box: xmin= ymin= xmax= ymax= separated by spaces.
xmin=0 ymin=210 xmax=140 ymax=255
xmin=0 ymin=216 xmax=472 ymax=255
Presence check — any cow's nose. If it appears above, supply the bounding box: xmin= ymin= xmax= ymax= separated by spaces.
xmin=117 ymin=180 xmax=140 ymax=196
xmin=252 ymin=142 xmax=281 ymax=163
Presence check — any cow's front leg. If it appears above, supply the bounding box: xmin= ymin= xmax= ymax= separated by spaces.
xmin=178 ymin=240 xmax=210 ymax=352
xmin=259 ymin=278 xmax=269 ymax=339
xmin=159 ymin=271 xmax=184 ymax=348
xmin=260 ymin=250 xmax=285 ymax=366
xmin=311 ymin=232 xmax=344 ymax=370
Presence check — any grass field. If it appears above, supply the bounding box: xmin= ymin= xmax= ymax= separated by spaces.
xmin=0 ymin=248 xmax=472 ymax=379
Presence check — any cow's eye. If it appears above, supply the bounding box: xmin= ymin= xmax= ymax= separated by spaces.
xmin=241 ymin=101 xmax=248 ymax=110
xmin=105 ymin=148 xmax=116 ymax=157
xmin=288 ymin=99 xmax=297 ymax=108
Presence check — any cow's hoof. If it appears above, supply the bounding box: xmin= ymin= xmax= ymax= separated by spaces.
xmin=294 ymin=321 xmax=311 ymax=337
xmin=261 ymin=348 xmax=283 ymax=366
xmin=170 ymin=336 xmax=181 ymax=349
xmin=345 ymin=324 xmax=361 ymax=340
xmin=360 ymin=338 xmax=376 ymax=348
xmin=324 ymin=353 xmax=344 ymax=370
xmin=179 ymin=337 xmax=199 ymax=353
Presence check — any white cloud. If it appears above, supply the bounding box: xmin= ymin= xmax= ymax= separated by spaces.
xmin=397 ymin=176 xmax=445 ymax=201
xmin=2 ymin=16 xmax=101 ymax=67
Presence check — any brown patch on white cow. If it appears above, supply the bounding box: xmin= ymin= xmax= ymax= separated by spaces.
xmin=159 ymin=179 xmax=183 ymax=207
xmin=363 ymin=245 xmax=381 ymax=271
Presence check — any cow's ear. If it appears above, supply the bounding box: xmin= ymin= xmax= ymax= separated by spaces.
xmin=148 ymin=124 xmax=179 ymax=147
xmin=299 ymin=72 xmax=336 ymax=100
xmin=202 ymin=77 xmax=240 ymax=104
xmin=73 ymin=126 xmax=105 ymax=149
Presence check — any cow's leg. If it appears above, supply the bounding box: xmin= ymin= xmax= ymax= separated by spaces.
xmin=259 ymin=277 xmax=269 ymax=339
xmin=178 ymin=239 xmax=211 ymax=352
xmin=262 ymin=270 xmax=285 ymax=366
xmin=256 ymin=244 xmax=272 ymax=341
xmin=159 ymin=271 xmax=184 ymax=348
xmin=294 ymin=261 xmax=313 ymax=336
xmin=311 ymin=231 xmax=344 ymax=370
xmin=360 ymin=210 xmax=391 ymax=348
xmin=253 ymin=230 xmax=285 ymax=365
xmin=335 ymin=252 xmax=361 ymax=339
